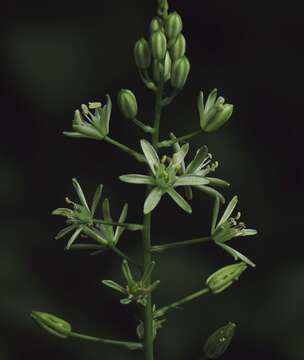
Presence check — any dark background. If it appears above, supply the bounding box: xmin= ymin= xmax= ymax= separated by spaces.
xmin=1 ymin=0 xmax=304 ymax=359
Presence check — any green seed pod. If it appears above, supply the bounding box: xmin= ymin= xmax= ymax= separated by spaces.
xmin=31 ymin=312 xmax=72 ymax=339
xmin=134 ymin=38 xmax=151 ymax=69
xmin=204 ymin=322 xmax=236 ymax=359
xmin=171 ymin=56 xmax=190 ymax=89
xmin=165 ymin=12 xmax=183 ymax=39
xmin=150 ymin=17 xmax=163 ymax=33
xmin=163 ymin=51 xmax=172 ymax=81
xmin=117 ymin=89 xmax=138 ymax=119
xmin=206 ymin=262 xmax=247 ymax=294
xmin=150 ymin=30 xmax=167 ymax=60
xmin=170 ymin=33 xmax=186 ymax=61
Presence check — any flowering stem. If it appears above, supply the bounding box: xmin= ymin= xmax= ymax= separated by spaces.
xmin=104 ymin=136 xmax=146 ymax=162
xmin=155 ymin=288 xmax=210 ymax=317
xmin=150 ymin=236 xmax=211 ymax=253
xmin=69 ymin=331 xmax=143 ymax=351
xmin=110 ymin=246 xmax=143 ymax=271
xmin=157 ymin=129 xmax=202 ymax=148
xmin=131 ymin=117 xmax=155 ymax=134
xmin=142 ymin=80 xmax=164 ymax=360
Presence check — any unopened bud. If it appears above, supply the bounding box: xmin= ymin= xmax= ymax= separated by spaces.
xmin=117 ymin=89 xmax=138 ymax=119
xmin=170 ymin=33 xmax=186 ymax=61
xmin=171 ymin=56 xmax=190 ymax=89
xmin=150 ymin=17 xmax=163 ymax=33
xmin=31 ymin=311 xmax=72 ymax=339
xmin=204 ymin=322 xmax=236 ymax=359
xmin=165 ymin=12 xmax=183 ymax=39
xmin=150 ymin=30 xmax=167 ymax=60
xmin=163 ymin=51 xmax=172 ymax=81
xmin=134 ymin=38 xmax=151 ymax=69
xmin=206 ymin=262 xmax=247 ymax=294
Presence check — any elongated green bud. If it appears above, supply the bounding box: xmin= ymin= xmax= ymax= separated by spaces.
xmin=153 ymin=60 xmax=161 ymax=83
xmin=165 ymin=12 xmax=183 ymax=39
xmin=134 ymin=38 xmax=151 ymax=69
xmin=150 ymin=17 xmax=163 ymax=33
xmin=170 ymin=33 xmax=186 ymax=61
xmin=163 ymin=51 xmax=172 ymax=81
xmin=206 ymin=262 xmax=247 ymax=294
xmin=171 ymin=56 xmax=190 ymax=89
xmin=31 ymin=311 xmax=72 ymax=339
xmin=150 ymin=30 xmax=167 ymax=60
xmin=117 ymin=89 xmax=138 ymax=119
xmin=204 ymin=322 xmax=236 ymax=359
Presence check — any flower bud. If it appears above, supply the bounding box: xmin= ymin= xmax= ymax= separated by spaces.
xmin=150 ymin=17 xmax=163 ymax=33
xmin=117 ymin=89 xmax=138 ymax=119
xmin=204 ymin=322 xmax=236 ymax=359
xmin=171 ymin=56 xmax=190 ymax=89
xmin=206 ymin=262 xmax=247 ymax=294
xmin=150 ymin=30 xmax=167 ymax=60
xmin=198 ymin=89 xmax=234 ymax=132
xmin=165 ymin=12 xmax=183 ymax=39
xmin=134 ymin=38 xmax=151 ymax=69
xmin=31 ymin=311 xmax=72 ymax=338
xmin=170 ymin=33 xmax=186 ymax=61
xmin=163 ymin=51 xmax=172 ymax=81
xmin=153 ymin=60 xmax=162 ymax=83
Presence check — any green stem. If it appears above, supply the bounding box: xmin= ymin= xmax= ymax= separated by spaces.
xmin=92 ymin=219 xmax=143 ymax=231
xmin=142 ymin=80 xmax=164 ymax=360
xmin=150 ymin=236 xmax=211 ymax=253
xmin=157 ymin=129 xmax=202 ymax=148
xmin=69 ymin=331 xmax=143 ymax=351
xmin=155 ymin=287 xmax=210 ymax=317
xmin=105 ymin=136 xmax=146 ymax=163
xmin=110 ymin=246 xmax=143 ymax=271
xmin=131 ymin=117 xmax=155 ymax=134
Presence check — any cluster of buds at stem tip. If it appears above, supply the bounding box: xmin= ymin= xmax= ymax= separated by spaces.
xmin=102 ymin=260 xmax=160 ymax=306
xmin=198 ymin=89 xmax=234 ymax=132
xmin=204 ymin=322 xmax=236 ymax=359
xmin=134 ymin=5 xmax=190 ymax=91
xmin=31 ymin=312 xmax=72 ymax=339
xmin=206 ymin=262 xmax=247 ymax=294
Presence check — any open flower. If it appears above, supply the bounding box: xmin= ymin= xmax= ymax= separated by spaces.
xmin=102 ymin=260 xmax=160 ymax=306
xmin=211 ymin=196 xmax=257 ymax=267
xmin=120 ymin=139 xmax=211 ymax=214
xmin=52 ymin=178 xmax=130 ymax=251
xmin=63 ymin=95 xmax=112 ymax=140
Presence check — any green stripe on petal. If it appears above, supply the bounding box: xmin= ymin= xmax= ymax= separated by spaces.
xmin=174 ymin=175 xmax=209 ymax=187
xmin=140 ymin=139 xmax=160 ymax=175
xmin=144 ymin=187 xmax=163 ymax=214
xmin=119 ymin=174 xmax=155 ymax=185
xmin=166 ymin=188 xmax=192 ymax=213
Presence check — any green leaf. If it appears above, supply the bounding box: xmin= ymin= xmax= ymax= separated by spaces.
xmin=186 ymin=146 xmax=208 ymax=174
xmin=113 ymin=204 xmax=128 ymax=244
xmin=72 ymin=124 xmax=104 ymax=140
xmin=166 ymin=188 xmax=192 ymax=213
xmin=66 ymin=227 xmax=83 ymax=250
xmin=217 ymin=196 xmax=238 ymax=227
xmin=63 ymin=131 xmax=90 ymax=139
xmin=172 ymin=143 xmax=189 ymax=166
xmin=140 ymin=139 xmax=160 ymax=175
xmin=102 ymin=280 xmax=126 ymax=294
xmin=218 ymin=243 xmax=256 ymax=268
xmin=91 ymin=184 xmax=103 ymax=216
xmin=72 ymin=178 xmax=90 ymax=212
xmin=119 ymin=174 xmax=155 ymax=185
xmin=144 ymin=187 xmax=163 ymax=214
xmin=174 ymin=175 xmax=209 ymax=187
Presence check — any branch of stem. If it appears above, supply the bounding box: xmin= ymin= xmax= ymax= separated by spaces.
xmin=157 ymin=129 xmax=202 ymax=148
xmin=104 ymin=136 xmax=146 ymax=162
xmin=150 ymin=236 xmax=211 ymax=253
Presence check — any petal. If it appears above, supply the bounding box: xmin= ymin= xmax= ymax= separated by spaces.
xmin=102 ymin=280 xmax=126 ymax=294
xmin=144 ymin=187 xmax=163 ymax=214
xmin=91 ymin=184 xmax=103 ymax=216
xmin=206 ymin=177 xmax=230 ymax=188
xmin=113 ymin=203 xmax=128 ymax=244
xmin=72 ymin=178 xmax=90 ymax=212
xmin=140 ymin=139 xmax=160 ymax=175
xmin=55 ymin=224 xmax=77 ymax=240
xmin=186 ymin=146 xmax=208 ymax=174
xmin=218 ymin=243 xmax=256 ymax=268
xmin=66 ymin=227 xmax=83 ymax=249
xmin=166 ymin=188 xmax=192 ymax=214
xmin=195 ymin=185 xmax=225 ymax=204
xmin=172 ymin=143 xmax=189 ymax=166
xmin=217 ymin=196 xmax=238 ymax=227
xmin=174 ymin=175 xmax=209 ymax=187
xmin=119 ymin=174 xmax=155 ymax=185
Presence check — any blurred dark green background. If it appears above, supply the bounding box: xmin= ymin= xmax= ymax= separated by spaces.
xmin=1 ymin=0 xmax=303 ymax=359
